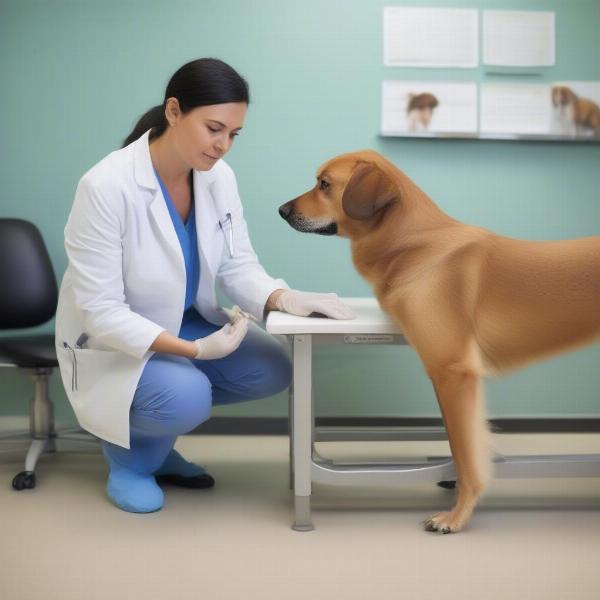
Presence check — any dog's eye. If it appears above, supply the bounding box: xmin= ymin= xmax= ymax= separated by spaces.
xmin=319 ymin=179 xmax=330 ymax=191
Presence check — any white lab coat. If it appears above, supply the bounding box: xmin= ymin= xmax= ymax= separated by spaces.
xmin=54 ymin=130 xmax=288 ymax=449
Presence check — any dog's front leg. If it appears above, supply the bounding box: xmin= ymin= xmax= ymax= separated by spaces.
xmin=424 ymin=363 xmax=491 ymax=534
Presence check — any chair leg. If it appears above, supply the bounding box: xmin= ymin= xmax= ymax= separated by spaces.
xmin=5 ymin=367 xmax=101 ymax=490
xmin=25 ymin=438 xmax=52 ymax=472
xmin=11 ymin=438 xmax=53 ymax=490
xmin=30 ymin=367 xmax=56 ymax=450
xmin=11 ymin=368 xmax=55 ymax=490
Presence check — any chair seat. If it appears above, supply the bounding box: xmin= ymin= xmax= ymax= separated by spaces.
xmin=0 ymin=334 xmax=58 ymax=368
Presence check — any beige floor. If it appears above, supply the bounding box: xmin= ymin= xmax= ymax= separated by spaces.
xmin=1 ymin=431 xmax=599 ymax=600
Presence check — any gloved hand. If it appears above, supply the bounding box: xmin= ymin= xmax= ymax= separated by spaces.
xmin=275 ymin=290 xmax=356 ymax=319
xmin=223 ymin=305 xmax=258 ymax=324
xmin=194 ymin=316 xmax=249 ymax=360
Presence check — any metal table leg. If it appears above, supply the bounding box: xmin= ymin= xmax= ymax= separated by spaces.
xmin=288 ymin=336 xmax=294 ymax=491
xmin=292 ymin=335 xmax=314 ymax=532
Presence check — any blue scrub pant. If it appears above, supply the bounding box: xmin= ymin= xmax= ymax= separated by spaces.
xmin=101 ymin=309 xmax=292 ymax=475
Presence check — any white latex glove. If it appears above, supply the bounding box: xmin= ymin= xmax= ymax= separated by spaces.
xmin=275 ymin=290 xmax=356 ymax=319
xmin=194 ymin=316 xmax=249 ymax=360
xmin=222 ymin=305 xmax=258 ymax=324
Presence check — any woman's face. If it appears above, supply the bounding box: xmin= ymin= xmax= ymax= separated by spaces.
xmin=167 ymin=100 xmax=247 ymax=171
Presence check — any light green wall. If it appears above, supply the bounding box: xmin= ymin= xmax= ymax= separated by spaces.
xmin=1 ymin=0 xmax=599 ymax=425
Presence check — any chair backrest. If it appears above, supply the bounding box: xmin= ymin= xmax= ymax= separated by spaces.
xmin=0 ymin=219 xmax=58 ymax=329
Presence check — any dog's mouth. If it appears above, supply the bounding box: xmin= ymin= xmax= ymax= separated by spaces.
xmin=278 ymin=200 xmax=338 ymax=235
xmin=280 ymin=212 xmax=338 ymax=236
xmin=312 ymin=221 xmax=338 ymax=235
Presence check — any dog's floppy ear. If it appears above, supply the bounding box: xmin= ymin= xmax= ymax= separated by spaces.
xmin=342 ymin=161 xmax=399 ymax=220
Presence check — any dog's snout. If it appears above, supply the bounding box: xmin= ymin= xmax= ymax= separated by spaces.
xmin=279 ymin=201 xmax=294 ymax=220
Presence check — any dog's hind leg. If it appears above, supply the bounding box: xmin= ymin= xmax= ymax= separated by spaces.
xmin=423 ymin=361 xmax=492 ymax=534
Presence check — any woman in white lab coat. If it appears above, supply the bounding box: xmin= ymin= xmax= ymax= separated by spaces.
xmin=55 ymin=58 xmax=354 ymax=513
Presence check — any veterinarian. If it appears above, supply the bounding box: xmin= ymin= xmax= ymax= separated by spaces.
xmin=55 ymin=58 xmax=355 ymax=514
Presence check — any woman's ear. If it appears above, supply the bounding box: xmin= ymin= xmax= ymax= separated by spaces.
xmin=165 ymin=97 xmax=181 ymax=126
xmin=341 ymin=161 xmax=399 ymax=220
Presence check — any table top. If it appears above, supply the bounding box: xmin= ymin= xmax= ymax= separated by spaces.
xmin=265 ymin=297 xmax=402 ymax=335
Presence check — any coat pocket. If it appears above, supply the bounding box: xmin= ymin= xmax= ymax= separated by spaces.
xmin=57 ymin=342 xmax=142 ymax=407
xmin=56 ymin=341 xmax=146 ymax=448
xmin=59 ymin=343 xmax=119 ymax=393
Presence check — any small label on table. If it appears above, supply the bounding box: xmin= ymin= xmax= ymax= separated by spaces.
xmin=343 ymin=334 xmax=395 ymax=344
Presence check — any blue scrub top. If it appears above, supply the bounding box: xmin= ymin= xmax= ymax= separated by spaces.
xmin=153 ymin=169 xmax=200 ymax=312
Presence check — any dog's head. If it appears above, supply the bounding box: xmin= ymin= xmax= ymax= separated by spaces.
xmin=406 ymin=93 xmax=439 ymax=127
xmin=279 ymin=151 xmax=400 ymax=239
xmin=552 ymin=85 xmax=577 ymax=107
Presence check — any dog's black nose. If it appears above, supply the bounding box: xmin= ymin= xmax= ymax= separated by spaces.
xmin=279 ymin=201 xmax=293 ymax=220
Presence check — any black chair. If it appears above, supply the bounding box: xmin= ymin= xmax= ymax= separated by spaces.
xmin=0 ymin=219 xmax=98 ymax=490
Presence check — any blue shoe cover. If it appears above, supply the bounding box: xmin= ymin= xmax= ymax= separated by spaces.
xmin=103 ymin=447 xmax=164 ymax=513
xmin=154 ymin=448 xmax=207 ymax=477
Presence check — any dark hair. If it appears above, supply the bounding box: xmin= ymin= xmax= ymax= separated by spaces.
xmin=122 ymin=58 xmax=250 ymax=148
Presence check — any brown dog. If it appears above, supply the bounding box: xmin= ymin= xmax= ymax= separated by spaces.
xmin=279 ymin=151 xmax=600 ymax=533
xmin=552 ymin=85 xmax=600 ymax=136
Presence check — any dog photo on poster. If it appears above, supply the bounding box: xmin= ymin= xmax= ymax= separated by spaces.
xmin=381 ymin=80 xmax=478 ymax=136
xmin=481 ymin=81 xmax=600 ymax=138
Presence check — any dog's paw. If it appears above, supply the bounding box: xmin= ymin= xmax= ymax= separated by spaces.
xmin=423 ymin=511 xmax=467 ymax=534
